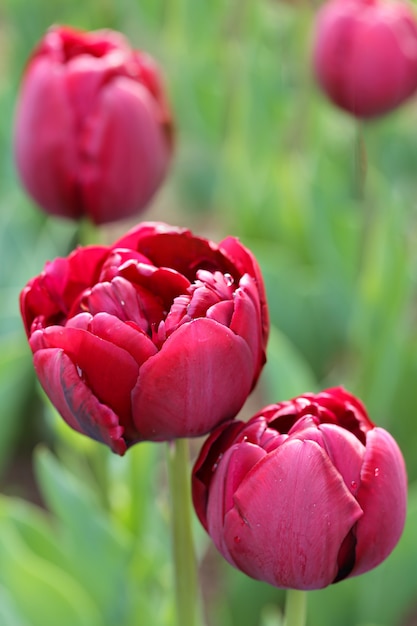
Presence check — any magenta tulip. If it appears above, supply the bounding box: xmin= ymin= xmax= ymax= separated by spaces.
xmin=20 ymin=222 xmax=269 ymax=455
xmin=14 ymin=26 xmax=173 ymax=224
xmin=192 ymin=387 xmax=407 ymax=590
xmin=313 ymin=0 xmax=417 ymax=118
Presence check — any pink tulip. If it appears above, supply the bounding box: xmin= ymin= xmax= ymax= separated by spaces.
xmin=20 ymin=222 xmax=269 ymax=455
xmin=192 ymin=387 xmax=407 ymax=590
xmin=14 ymin=26 xmax=173 ymax=224
xmin=313 ymin=0 xmax=417 ymax=118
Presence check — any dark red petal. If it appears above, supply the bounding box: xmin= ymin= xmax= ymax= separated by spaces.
xmin=192 ymin=419 xmax=248 ymax=530
xmin=14 ymin=56 xmax=82 ymax=218
xmin=219 ymin=237 xmax=269 ymax=346
xmin=89 ymin=312 xmax=158 ymax=365
xmin=230 ymin=284 xmax=262 ymax=383
xmin=117 ymin=263 xmax=191 ymax=310
xmin=30 ymin=326 xmax=139 ymax=435
xmin=33 ymin=348 xmax=127 ymax=454
xmin=112 ymin=221 xmax=189 ymax=250
xmin=132 ymin=318 xmax=253 ymax=440
xmin=79 ymin=77 xmax=170 ymax=224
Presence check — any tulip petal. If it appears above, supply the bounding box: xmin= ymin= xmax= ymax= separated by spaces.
xmin=14 ymin=57 xmax=82 ymax=218
xmin=223 ymin=439 xmax=363 ymax=590
xmin=113 ymin=221 xmax=188 ymax=250
xmin=318 ymin=423 xmax=365 ymax=495
xmin=206 ymin=442 xmax=266 ymax=565
xmin=80 ymin=77 xmax=169 ymax=224
xmin=34 ymin=348 xmax=127 ymax=454
xmin=132 ymin=318 xmax=254 ymax=440
xmin=123 ymin=230 xmax=238 ymax=283
xmin=31 ymin=326 xmax=139 ymax=436
xmin=192 ymin=420 xmax=249 ymax=530
xmin=230 ymin=285 xmax=261 ymax=379
xmin=220 ymin=237 xmax=269 ymax=346
xmin=351 ymin=427 xmax=407 ymax=577
xmin=89 ymin=312 xmax=158 ymax=366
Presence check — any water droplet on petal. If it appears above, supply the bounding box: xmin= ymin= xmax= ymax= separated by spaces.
xmin=374 ymin=467 xmax=380 ymax=477
xmin=211 ymin=453 xmax=223 ymax=472
xmin=76 ymin=365 xmax=83 ymax=378
xmin=350 ymin=480 xmax=357 ymax=490
xmin=234 ymin=536 xmax=241 ymax=544
xmin=224 ymin=273 xmax=234 ymax=287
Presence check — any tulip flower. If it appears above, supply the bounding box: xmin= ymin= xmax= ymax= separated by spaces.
xmin=313 ymin=0 xmax=417 ymax=118
xmin=14 ymin=26 xmax=173 ymax=224
xmin=192 ymin=387 xmax=407 ymax=590
xmin=20 ymin=222 xmax=269 ymax=455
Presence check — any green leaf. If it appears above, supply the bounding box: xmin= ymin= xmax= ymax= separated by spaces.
xmin=0 ymin=521 xmax=101 ymax=626
xmin=0 ymin=495 xmax=69 ymax=570
xmin=34 ymin=447 xmax=132 ymax=624
xmin=0 ymin=336 xmax=35 ymax=473
xmin=0 ymin=585 xmax=31 ymax=626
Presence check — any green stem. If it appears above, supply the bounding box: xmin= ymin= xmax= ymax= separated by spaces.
xmin=283 ymin=590 xmax=307 ymax=626
xmin=76 ymin=216 xmax=104 ymax=246
xmin=167 ymin=439 xmax=200 ymax=626
xmin=353 ymin=120 xmax=367 ymax=202
xmin=88 ymin=444 xmax=110 ymax=510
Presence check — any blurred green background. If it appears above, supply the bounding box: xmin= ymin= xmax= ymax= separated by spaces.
xmin=1 ymin=0 xmax=417 ymax=624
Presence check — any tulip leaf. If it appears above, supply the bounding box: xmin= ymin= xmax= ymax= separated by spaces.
xmin=0 ymin=520 xmax=101 ymax=626
xmin=34 ymin=447 xmax=132 ymax=624
xmin=0 ymin=493 xmax=79 ymax=572
xmin=0 ymin=585 xmax=31 ymax=626
xmin=0 ymin=336 xmax=35 ymax=474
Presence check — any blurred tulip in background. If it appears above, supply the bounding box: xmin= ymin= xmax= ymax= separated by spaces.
xmin=14 ymin=26 xmax=173 ymax=224
xmin=313 ymin=0 xmax=417 ymax=118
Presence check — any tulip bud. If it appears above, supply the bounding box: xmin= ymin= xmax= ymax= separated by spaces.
xmin=20 ymin=222 xmax=269 ymax=455
xmin=313 ymin=0 xmax=417 ymax=118
xmin=192 ymin=387 xmax=407 ymax=590
xmin=14 ymin=26 xmax=173 ymax=224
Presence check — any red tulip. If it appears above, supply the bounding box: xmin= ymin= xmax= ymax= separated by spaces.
xmin=20 ymin=222 xmax=269 ymax=455
xmin=14 ymin=26 xmax=173 ymax=224
xmin=192 ymin=387 xmax=407 ymax=590
xmin=313 ymin=0 xmax=417 ymax=118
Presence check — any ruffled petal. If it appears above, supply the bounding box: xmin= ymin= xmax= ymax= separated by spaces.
xmin=89 ymin=312 xmax=158 ymax=365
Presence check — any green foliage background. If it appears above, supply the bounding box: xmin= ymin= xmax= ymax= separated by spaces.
xmin=1 ymin=0 xmax=417 ymax=624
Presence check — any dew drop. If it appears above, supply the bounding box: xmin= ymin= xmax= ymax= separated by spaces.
xmin=234 ymin=536 xmax=241 ymax=544
xmin=224 ymin=273 xmax=234 ymax=287
xmin=350 ymin=480 xmax=357 ymax=490
xmin=211 ymin=453 xmax=223 ymax=472
xmin=374 ymin=467 xmax=380 ymax=477
xmin=76 ymin=365 xmax=83 ymax=378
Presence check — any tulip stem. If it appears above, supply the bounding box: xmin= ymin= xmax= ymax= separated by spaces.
xmin=283 ymin=590 xmax=307 ymax=626
xmin=353 ymin=120 xmax=367 ymax=202
xmin=167 ymin=439 xmax=201 ymax=626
